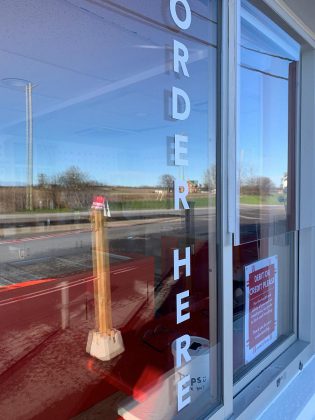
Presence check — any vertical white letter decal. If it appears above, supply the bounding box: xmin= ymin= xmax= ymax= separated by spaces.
xmin=174 ymin=40 xmax=189 ymax=77
xmin=170 ymin=0 xmax=192 ymax=413
xmin=177 ymin=375 xmax=191 ymax=411
xmin=174 ymin=178 xmax=189 ymax=210
xmin=175 ymin=334 xmax=191 ymax=367
xmin=173 ymin=246 xmax=191 ymax=280
xmin=172 ymin=87 xmax=191 ymax=121
xmin=176 ymin=290 xmax=190 ymax=324
xmin=170 ymin=0 xmax=192 ymax=30
xmin=174 ymin=134 xmax=188 ymax=166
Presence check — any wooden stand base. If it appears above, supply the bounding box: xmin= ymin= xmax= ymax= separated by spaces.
xmin=86 ymin=329 xmax=124 ymax=361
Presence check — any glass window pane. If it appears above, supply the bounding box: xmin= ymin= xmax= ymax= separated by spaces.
xmin=0 ymin=1 xmax=220 ymax=418
xmin=237 ymin=0 xmax=300 ymax=245
xmin=101 ymin=0 xmax=218 ymax=24
xmin=233 ymin=0 xmax=298 ymax=381
xmin=233 ymin=231 xmax=295 ymax=378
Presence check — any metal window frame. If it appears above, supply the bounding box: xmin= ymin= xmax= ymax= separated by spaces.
xmin=234 ymin=0 xmax=300 ymax=389
xmin=211 ymin=0 xmax=315 ymax=418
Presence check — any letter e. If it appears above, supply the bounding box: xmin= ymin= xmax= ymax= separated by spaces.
xmin=176 ymin=290 xmax=190 ymax=324
xmin=178 ymin=374 xmax=191 ymax=411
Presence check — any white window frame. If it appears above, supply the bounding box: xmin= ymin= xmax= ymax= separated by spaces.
xmin=209 ymin=0 xmax=315 ymax=418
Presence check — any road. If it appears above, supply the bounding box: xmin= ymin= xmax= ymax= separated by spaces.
xmin=0 ymin=204 xmax=286 ymax=286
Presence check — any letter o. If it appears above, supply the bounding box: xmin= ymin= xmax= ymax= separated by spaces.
xmin=170 ymin=0 xmax=191 ymax=30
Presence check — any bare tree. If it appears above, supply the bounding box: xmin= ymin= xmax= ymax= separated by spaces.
xmin=203 ymin=165 xmax=216 ymax=191
xmin=259 ymin=176 xmax=275 ymax=196
xmin=57 ymin=166 xmax=89 ymax=189
xmin=36 ymin=167 xmax=98 ymax=209
xmin=37 ymin=173 xmax=50 ymax=188
xmin=57 ymin=166 xmax=97 ymax=208
xmin=241 ymin=176 xmax=275 ymax=196
xmin=159 ymin=174 xmax=175 ymax=193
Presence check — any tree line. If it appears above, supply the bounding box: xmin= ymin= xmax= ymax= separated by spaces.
xmin=36 ymin=166 xmax=100 ymax=210
xmin=159 ymin=165 xmax=277 ymax=196
xmin=0 ymin=167 xmax=101 ymax=212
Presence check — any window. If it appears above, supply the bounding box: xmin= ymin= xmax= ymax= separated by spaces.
xmin=233 ymin=0 xmax=300 ymax=386
xmin=1 ymin=1 xmax=314 ymax=418
xmin=0 ymin=1 xmax=221 ymax=419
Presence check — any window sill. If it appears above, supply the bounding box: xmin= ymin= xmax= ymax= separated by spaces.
xmin=232 ymin=340 xmax=312 ymax=419
xmin=259 ymin=353 xmax=315 ymax=419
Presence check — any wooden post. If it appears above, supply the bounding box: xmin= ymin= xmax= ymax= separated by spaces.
xmin=87 ymin=202 xmax=124 ymax=361
xmin=92 ymin=208 xmax=112 ymax=335
xmin=60 ymin=281 xmax=70 ymax=330
xmin=91 ymin=224 xmax=99 ymax=331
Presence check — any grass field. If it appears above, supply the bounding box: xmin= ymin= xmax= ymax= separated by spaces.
xmin=14 ymin=194 xmax=284 ymax=213
xmin=110 ymin=196 xmax=215 ymax=210
xmin=112 ymin=194 xmax=281 ymax=210
xmin=239 ymin=194 xmax=284 ymax=205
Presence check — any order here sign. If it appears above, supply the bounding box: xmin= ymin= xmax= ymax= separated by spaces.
xmin=244 ymin=255 xmax=278 ymax=364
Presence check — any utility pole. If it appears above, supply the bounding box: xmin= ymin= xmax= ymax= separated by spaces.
xmin=0 ymin=78 xmax=35 ymax=211
xmin=26 ymin=82 xmax=33 ymax=211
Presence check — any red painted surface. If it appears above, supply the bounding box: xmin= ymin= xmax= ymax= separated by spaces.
xmin=0 ymin=255 xmax=155 ymax=418
xmin=0 ymin=249 xmax=210 ymax=418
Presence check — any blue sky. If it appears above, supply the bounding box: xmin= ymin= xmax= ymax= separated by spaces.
xmin=0 ymin=0 xmax=297 ymax=189
xmin=0 ymin=48 xmax=217 ymax=187
xmin=239 ymin=65 xmax=289 ymax=187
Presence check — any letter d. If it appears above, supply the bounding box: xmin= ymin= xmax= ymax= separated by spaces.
xmin=172 ymin=87 xmax=191 ymax=120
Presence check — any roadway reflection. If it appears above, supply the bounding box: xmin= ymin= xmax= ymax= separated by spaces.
xmin=0 ymin=204 xmax=286 ymax=286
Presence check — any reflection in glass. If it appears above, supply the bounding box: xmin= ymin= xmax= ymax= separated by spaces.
xmin=0 ymin=1 xmax=219 ymax=419
xmin=237 ymin=0 xmax=300 ymax=245
xmin=233 ymin=0 xmax=298 ymax=380
xmin=233 ymin=231 xmax=295 ymax=378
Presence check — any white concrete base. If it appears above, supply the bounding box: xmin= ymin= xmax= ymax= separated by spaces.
xmin=86 ymin=329 xmax=124 ymax=361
